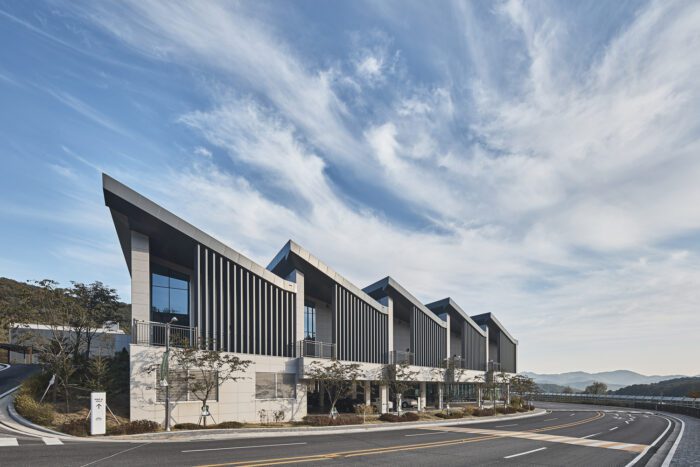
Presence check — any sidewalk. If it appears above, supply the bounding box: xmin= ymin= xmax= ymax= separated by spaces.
xmin=1 ymin=388 xmax=546 ymax=443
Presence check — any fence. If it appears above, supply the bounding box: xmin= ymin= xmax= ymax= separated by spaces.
xmin=296 ymin=339 xmax=336 ymax=359
xmin=132 ymin=319 xmax=199 ymax=348
xmin=389 ymin=350 xmax=415 ymax=365
xmin=533 ymin=392 xmax=700 ymax=418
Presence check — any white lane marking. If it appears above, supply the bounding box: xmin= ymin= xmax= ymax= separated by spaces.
xmin=182 ymin=442 xmax=307 ymax=453
xmin=0 ymin=385 xmax=21 ymax=400
xmin=42 ymin=437 xmax=63 ymax=445
xmin=0 ymin=363 xmax=10 ymax=372
xmin=0 ymin=438 xmax=19 ymax=446
xmin=582 ymin=432 xmax=603 ymax=439
xmin=609 ymin=427 xmax=619 ymax=431
xmin=504 ymin=447 xmax=547 ymax=459
xmin=544 ymin=418 xmax=558 ymax=421
xmin=495 ymin=424 xmax=518 ymax=427
xmin=79 ymin=443 xmax=150 ymax=467
xmin=570 ymin=413 xmax=576 ymax=417
xmin=661 ymin=416 xmax=685 ymax=467
xmin=624 ymin=416 xmax=672 ymax=467
xmin=405 ymin=431 xmax=449 ymax=437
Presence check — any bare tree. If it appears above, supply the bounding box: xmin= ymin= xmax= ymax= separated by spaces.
xmin=584 ymin=381 xmax=608 ymax=395
xmin=68 ymin=282 xmax=120 ymax=360
xmin=382 ymin=361 xmax=419 ymax=414
xmin=306 ymin=360 xmax=362 ymax=417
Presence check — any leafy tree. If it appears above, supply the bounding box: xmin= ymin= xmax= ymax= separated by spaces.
xmin=165 ymin=342 xmax=252 ymax=426
xmin=510 ymin=374 xmax=537 ymax=408
xmin=68 ymin=282 xmax=121 ymax=360
xmin=584 ymin=381 xmax=608 ymax=395
xmin=497 ymin=370 xmax=512 ymax=411
xmin=306 ymin=360 xmax=362 ymax=417
xmin=562 ymin=386 xmax=574 ymax=394
xmin=442 ymin=356 xmax=469 ymax=412
xmin=382 ymin=361 xmax=419 ymax=413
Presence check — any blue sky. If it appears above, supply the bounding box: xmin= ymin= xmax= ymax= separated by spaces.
xmin=1 ymin=0 xmax=699 ymax=375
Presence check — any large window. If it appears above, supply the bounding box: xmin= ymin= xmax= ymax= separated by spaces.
xmin=255 ymin=372 xmax=296 ymax=400
xmin=151 ymin=263 xmax=190 ymax=326
xmin=304 ymin=301 xmax=316 ymax=340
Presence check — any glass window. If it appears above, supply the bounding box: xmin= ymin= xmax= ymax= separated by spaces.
xmin=304 ymin=301 xmax=316 ymax=340
xmin=255 ymin=372 xmax=296 ymax=400
xmin=151 ymin=264 xmax=190 ymax=326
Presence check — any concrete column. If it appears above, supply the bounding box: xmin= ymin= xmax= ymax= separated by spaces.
xmin=364 ymin=381 xmax=371 ymax=406
xmin=130 ymin=231 xmax=150 ymax=324
xmin=380 ymin=384 xmax=389 ymax=414
xmin=419 ymin=382 xmax=427 ymax=412
xmin=351 ymin=381 xmax=357 ymax=399
xmin=477 ymin=385 xmax=483 ymax=408
xmin=506 ymin=383 xmax=511 ymax=405
xmin=438 ymin=383 xmax=444 ymax=410
xmin=382 ymin=296 xmax=394 ymax=361
xmin=287 ymin=269 xmax=305 ymax=356
xmin=444 ymin=314 xmax=450 ymax=364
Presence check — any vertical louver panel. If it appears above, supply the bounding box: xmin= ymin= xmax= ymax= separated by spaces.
xmin=411 ymin=306 xmax=447 ymax=367
xmin=333 ymin=284 xmax=389 ymax=363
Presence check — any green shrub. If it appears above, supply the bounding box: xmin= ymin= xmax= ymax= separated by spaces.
xmin=303 ymin=414 xmax=363 ymax=426
xmin=13 ymin=393 xmax=55 ymax=426
xmin=214 ymin=421 xmax=244 ymax=429
xmin=60 ymin=419 xmax=89 ymax=437
xmin=472 ymin=408 xmax=495 ymax=417
xmin=378 ymin=412 xmax=419 ymax=423
xmin=107 ymin=420 xmax=160 ymax=435
xmin=173 ymin=423 xmax=204 ymax=430
xmin=435 ymin=411 xmax=463 ymax=419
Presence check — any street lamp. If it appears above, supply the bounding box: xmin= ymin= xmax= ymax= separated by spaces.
xmin=162 ymin=317 xmax=178 ymax=432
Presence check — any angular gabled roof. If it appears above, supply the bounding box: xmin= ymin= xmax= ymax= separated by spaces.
xmin=267 ymin=240 xmax=387 ymax=313
xmin=471 ymin=312 xmax=518 ymax=344
xmin=363 ymin=276 xmax=447 ymax=327
xmin=103 ymin=173 xmax=296 ymax=291
xmin=425 ymin=297 xmax=487 ymax=337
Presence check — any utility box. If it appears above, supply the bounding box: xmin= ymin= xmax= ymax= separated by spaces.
xmin=90 ymin=392 xmax=106 ymax=435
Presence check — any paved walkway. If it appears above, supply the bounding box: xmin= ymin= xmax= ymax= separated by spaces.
xmin=670 ymin=413 xmax=700 ymax=466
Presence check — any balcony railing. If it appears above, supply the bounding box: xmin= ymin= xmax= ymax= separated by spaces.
xmin=132 ymin=319 xmax=198 ymax=348
xmin=296 ymin=339 xmax=336 ymax=359
xmin=443 ymin=356 xmax=467 ymax=369
xmin=389 ymin=350 xmax=415 ymax=365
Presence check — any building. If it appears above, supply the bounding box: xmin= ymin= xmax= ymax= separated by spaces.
xmin=103 ymin=173 xmax=518 ymax=425
xmin=8 ymin=322 xmax=130 ymax=364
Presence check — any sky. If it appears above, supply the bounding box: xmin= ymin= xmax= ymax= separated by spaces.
xmin=1 ymin=0 xmax=699 ymax=376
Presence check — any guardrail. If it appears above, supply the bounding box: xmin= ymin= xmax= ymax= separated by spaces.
xmin=389 ymin=350 xmax=415 ymax=365
xmin=532 ymin=392 xmax=700 ymax=418
xmin=132 ymin=319 xmax=198 ymax=348
xmin=296 ymin=339 xmax=336 ymax=359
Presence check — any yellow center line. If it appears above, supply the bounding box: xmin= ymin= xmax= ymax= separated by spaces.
xmin=194 ymin=411 xmax=607 ymax=467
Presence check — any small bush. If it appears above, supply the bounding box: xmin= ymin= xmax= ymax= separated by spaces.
xmin=107 ymin=420 xmax=160 ymax=435
xmin=214 ymin=421 xmax=244 ymax=429
xmin=173 ymin=423 xmax=204 ymax=430
xmin=495 ymin=406 xmax=517 ymax=414
xmin=472 ymin=408 xmax=495 ymax=417
xmin=14 ymin=393 xmax=55 ymax=426
xmin=60 ymin=419 xmax=89 ymax=437
xmin=303 ymin=414 xmax=363 ymax=426
xmin=435 ymin=411 xmax=463 ymax=419
xmin=378 ymin=412 xmax=420 ymax=423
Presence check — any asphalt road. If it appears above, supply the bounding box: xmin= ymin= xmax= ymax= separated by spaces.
xmin=0 ymin=399 xmax=678 ymax=466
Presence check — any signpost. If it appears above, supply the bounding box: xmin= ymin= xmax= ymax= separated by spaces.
xmin=90 ymin=392 xmax=106 ymax=435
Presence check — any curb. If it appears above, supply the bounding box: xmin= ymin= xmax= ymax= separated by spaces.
xmin=102 ymin=409 xmax=547 ymax=442
xmin=7 ymin=398 xmax=71 ymax=438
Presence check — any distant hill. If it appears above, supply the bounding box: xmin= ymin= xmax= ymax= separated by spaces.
xmin=522 ymin=370 xmax=688 ymax=392
xmin=0 ymin=276 xmax=131 ymax=341
xmin=536 ymin=383 xmax=579 ymax=393
xmin=614 ymin=377 xmax=700 ymax=397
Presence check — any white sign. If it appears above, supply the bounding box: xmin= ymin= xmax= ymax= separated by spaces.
xmin=90 ymin=392 xmax=106 ymax=435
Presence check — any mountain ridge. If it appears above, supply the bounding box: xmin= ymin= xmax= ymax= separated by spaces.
xmin=522 ymin=369 xmax=688 ymax=391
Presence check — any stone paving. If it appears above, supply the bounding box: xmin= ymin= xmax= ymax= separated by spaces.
xmin=670 ymin=413 xmax=700 ymax=466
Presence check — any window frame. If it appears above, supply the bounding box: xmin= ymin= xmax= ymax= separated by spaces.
xmin=254 ymin=372 xmax=297 ymax=400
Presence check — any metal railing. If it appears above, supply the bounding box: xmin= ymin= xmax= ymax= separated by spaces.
xmin=444 ymin=356 xmax=467 ymax=369
xmin=532 ymin=392 xmax=700 ymax=418
xmin=296 ymin=339 xmax=336 ymax=359
xmin=389 ymin=350 xmax=415 ymax=365
xmin=132 ymin=319 xmax=198 ymax=348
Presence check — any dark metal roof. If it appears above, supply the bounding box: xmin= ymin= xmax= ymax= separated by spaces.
xmin=363 ymin=276 xmax=447 ymax=327
xmin=425 ymin=297 xmax=487 ymax=337
xmin=471 ymin=312 xmax=518 ymax=344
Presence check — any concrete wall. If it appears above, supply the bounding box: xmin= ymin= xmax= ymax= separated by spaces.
xmin=314 ymin=299 xmax=333 ymax=344
xmin=450 ymin=331 xmax=461 ymax=358
xmin=131 ymin=231 xmax=150 ymax=323
xmin=10 ymin=327 xmax=130 ymax=363
xmin=129 ymin=344 xmax=307 ymax=425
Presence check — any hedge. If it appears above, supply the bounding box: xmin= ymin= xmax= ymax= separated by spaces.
xmin=303 ymin=414 xmax=363 ymax=426
xmin=107 ymin=420 xmax=161 ymax=435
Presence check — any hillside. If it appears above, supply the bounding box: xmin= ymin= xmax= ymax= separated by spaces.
xmin=522 ymin=370 xmax=687 ymax=391
xmin=0 ymin=277 xmax=131 ymax=341
xmin=614 ymin=377 xmax=700 ymax=397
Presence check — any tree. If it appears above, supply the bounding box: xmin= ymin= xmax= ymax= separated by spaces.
xmin=442 ymin=356 xmax=468 ymax=412
xmin=306 ymin=360 xmax=362 ymax=417
xmin=497 ymin=370 xmax=512 ymax=411
xmin=166 ymin=342 xmax=252 ymax=426
xmin=562 ymin=386 xmax=574 ymax=394
xmin=85 ymin=356 xmax=111 ymax=391
xmin=510 ymin=375 xmax=537 ymax=409
xmin=68 ymin=281 xmax=121 ymax=361
xmin=475 ymin=372 xmax=498 ymax=410
xmin=382 ymin=361 xmax=419 ymax=414
xmin=584 ymin=381 xmax=608 ymax=395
